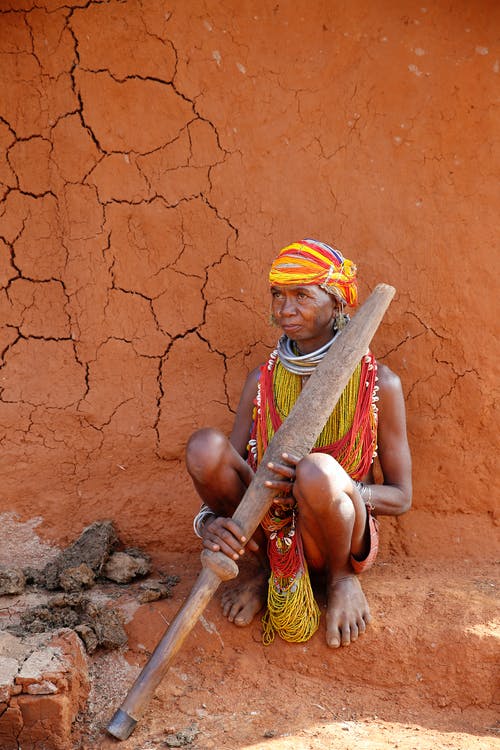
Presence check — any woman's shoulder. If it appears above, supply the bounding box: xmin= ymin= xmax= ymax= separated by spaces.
xmin=375 ymin=361 xmax=403 ymax=395
xmin=246 ymin=364 xmax=263 ymax=387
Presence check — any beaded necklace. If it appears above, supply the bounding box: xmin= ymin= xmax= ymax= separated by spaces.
xmin=247 ymin=339 xmax=378 ymax=645
xmin=248 ymin=344 xmax=378 ymax=480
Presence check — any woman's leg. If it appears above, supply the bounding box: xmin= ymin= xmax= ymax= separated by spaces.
xmin=186 ymin=427 xmax=268 ymax=625
xmin=186 ymin=427 xmax=253 ymax=515
xmin=293 ymin=453 xmax=372 ymax=648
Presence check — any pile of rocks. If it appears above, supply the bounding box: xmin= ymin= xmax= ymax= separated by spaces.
xmin=0 ymin=520 xmax=179 ymax=749
xmin=0 ymin=520 xmax=178 ymax=653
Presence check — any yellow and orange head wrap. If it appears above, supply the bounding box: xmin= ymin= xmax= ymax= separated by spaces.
xmin=269 ymin=238 xmax=358 ymax=307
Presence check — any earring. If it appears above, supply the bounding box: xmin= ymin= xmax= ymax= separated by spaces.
xmin=334 ymin=308 xmax=347 ymax=331
xmin=269 ymin=312 xmax=279 ymax=327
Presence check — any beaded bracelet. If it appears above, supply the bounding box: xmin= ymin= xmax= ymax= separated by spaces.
xmin=193 ymin=503 xmax=216 ymax=538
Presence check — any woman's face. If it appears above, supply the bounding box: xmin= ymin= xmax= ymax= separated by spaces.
xmin=270 ymin=284 xmax=338 ymax=353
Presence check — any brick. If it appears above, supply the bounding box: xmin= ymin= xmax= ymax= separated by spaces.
xmin=0 ymin=630 xmax=89 ymax=750
xmin=26 ymin=680 xmax=58 ymax=695
xmin=0 ymin=703 xmax=23 ymax=750
xmin=0 ymin=657 xmax=19 ymax=702
xmin=16 ymin=646 xmax=62 ymax=683
xmin=18 ymin=693 xmax=72 ymax=750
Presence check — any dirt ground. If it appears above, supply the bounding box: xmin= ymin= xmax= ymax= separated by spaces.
xmin=82 ymin=552 xmax=498 ymax=750
xmin=1 ymin=514 xmax=499 ymax=749
xmin=1 ymin=511 xmax=499 ymax=750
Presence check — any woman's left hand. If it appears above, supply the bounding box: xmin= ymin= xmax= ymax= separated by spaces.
xmin=264 ymin=452 xmax=300 ymax=500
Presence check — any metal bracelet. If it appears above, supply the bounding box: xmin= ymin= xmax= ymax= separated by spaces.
xmin=193 ymin=505 xmax=216 ymax=538
xmin=354 ymin=480 xmax=374 ymax=510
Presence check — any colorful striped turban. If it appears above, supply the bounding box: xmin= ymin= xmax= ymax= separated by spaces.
xmin=269 ymin=239 xmax=358 ymax=307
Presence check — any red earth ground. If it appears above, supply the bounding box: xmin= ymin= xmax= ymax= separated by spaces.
xmin=1 ymin=514 xmax=498 ymax=749
xmin=86 ymin=550 xmax=500 ymax=750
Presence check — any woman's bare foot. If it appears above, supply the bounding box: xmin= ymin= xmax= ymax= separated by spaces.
xmin=326 ymin=575 xmax=371 ymax=648
xmin=221 ymin=572 xmax=268 ymax=626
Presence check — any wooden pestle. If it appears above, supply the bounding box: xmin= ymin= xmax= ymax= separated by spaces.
xmin=106 ymin=282 xmax=395 ymax=740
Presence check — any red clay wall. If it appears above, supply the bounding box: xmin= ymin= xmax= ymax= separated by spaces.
xmin=0 ymin=1 xmax=498 ymax=561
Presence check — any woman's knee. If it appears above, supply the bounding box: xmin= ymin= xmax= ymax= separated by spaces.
xmin=296 ymin=454 xmax=356 ymax=536
xmin=295 ymin=453 xmax=350 ymax=502
xmin=185 ymin=428 xmax=228 ymax=482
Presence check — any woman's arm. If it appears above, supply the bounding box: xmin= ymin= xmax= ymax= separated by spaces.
xmin=229 ymin=366 xmax=261 ymax=457
xmin=198 ymin=366 xmax=261 ymax=559
xmin=361 ymin=363 xmax=412 ymax=516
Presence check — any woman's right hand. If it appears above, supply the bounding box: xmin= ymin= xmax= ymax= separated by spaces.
xmin=202 ymin=516 xmax=259 ymax=560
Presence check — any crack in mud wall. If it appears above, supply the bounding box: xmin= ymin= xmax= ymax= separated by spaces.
xmin=0 ymin=1 xmax=498 ymax=557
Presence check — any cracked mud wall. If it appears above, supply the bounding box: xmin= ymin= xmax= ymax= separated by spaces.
xmin=0 ymin=1 xmax=498 ymax=560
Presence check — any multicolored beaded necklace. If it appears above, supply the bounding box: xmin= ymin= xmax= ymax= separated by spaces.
xmin=247 ymin=336 xmax=378 ymax=645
